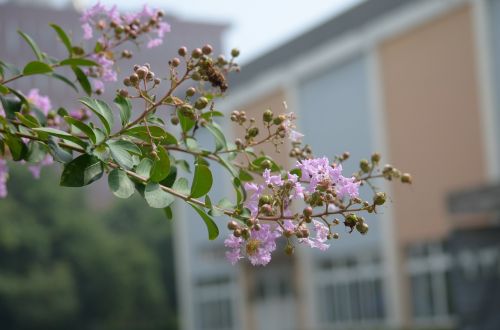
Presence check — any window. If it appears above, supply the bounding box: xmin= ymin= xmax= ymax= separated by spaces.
xmin=315 ymin=254 xmax=385 ymax=327
xmin=407 ymin=241 xmax=454 ymax=325
xmin=196 ymin=277 xmax=235 ymax=330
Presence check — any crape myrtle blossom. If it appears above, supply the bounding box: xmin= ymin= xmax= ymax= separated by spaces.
xmin=296 ymin=157 xmax=360 ymax=198
xmin=81 ymin=2 xmax=170 ymax=48
xmin=282 ymin=112 xmax=304 ymax=143
xmin=225 ymin=156 xmax=363 ymax=265
xmin=0 ymin=159 xmax=8 ymax=198
xmin=27 ymin=89 xmax=51 ymax=115
xmin=224 ymin=223 xmax=282 ymax=266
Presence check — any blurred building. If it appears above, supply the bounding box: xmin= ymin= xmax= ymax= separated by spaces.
xmin=176 ymin=0 xmax=500 ymax=329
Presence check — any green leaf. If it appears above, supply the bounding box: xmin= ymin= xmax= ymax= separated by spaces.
xmin=114 ymin=95 xmax=132 ymax=126
xmin=72 ymin=66 xmax=92 ymax=96
xmin=144 ymin=182 xmax=175 ymax=208
xmin=200 ymin=111 xmax=224 ymax=120
xmin=185 ymin=137 xmax=200 ymax=151
xmin=163 ymin=206 xmax=173 ymax=220
xmin=0 ymin=95 xmax=22 ymax=119
xmin=107 ymin=141 xmax=134 ymax=170
xmin=0 ymin=84 xmax=8 ymax=94
xmin=49 ymin=73 xmax=78 ymax=92
xmin=49 ymin=23 xmax=72 ymax=56
xmin=204 ymin=122 xmax=227 ymax=151
xmin=5 ymin=133 xmax=28 ymax=161
xmin=188 ymin=202 xmax=219 ymax=240
xmin=79 ymin=97 xmax=114 ymax=134
xmin=64 ymin=116 xmax=96 ymax=144
xmin=123 ymin=126 xmax=177 ymax=145
xmin=0 ymin=59 xmax=20 ymax=76
xmin=108 ymin=169 xmax=135 ymax=198
xmin=150 ymin=146 xmax=171 ymax=182
xmin=26 ymin=141 xmax=48 ymax=163
xmin=190 ymin=164 xmax=213 ymax=198
xmin=18 ymin=30 xmax=44 ymax=61
xmin=60 ymin=58 xmax=98 ymax=67
xmin=60 ymin=154 xmax=103 ymax=187
xmin=47 ymin=138 xmax=73 ymax=163
xmin=160 ymin=166 xmax=177 ymax=188
xmin=172 ymin=177 xmax=189 ymax=195
xmin=177 ymin=109 xmax=196 ymax=132
xmin=22 ymin=61 xmax=52 ymax=75
xmin=252 ymin=156 xmax=281 ymax=172
xmin=108 ymin=139 xmax=141 ymax=155
xmin=15 ymin=112 xmax=40 ymax=128
xmin=136 ymin=158 xmax=153 ymax=179
xmin=33 ymin=127 xmax=87 ymax=148
xmin=238 ymin=169 xmax=254 ymax=182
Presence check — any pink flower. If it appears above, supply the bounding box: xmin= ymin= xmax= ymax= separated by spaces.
xmin=299 ymin=220 xmax=330 ymax=251
xmin=147 ymin=38 xmax=163 ymax=49
xmin=157 ymin=22 xmax=171 ymax=38
xmin=0 ymin=158 xmax=8 ymax=198
xmin=263 ymin=168 xmax=283 ymax=186
xmin=225 ymin=224 xmax=282 ymax=266
xmin=243 ymin=182 xmax=264 ymax=216
xmin=82 ymin=23 xmax=93 ymax=40
xmin=27 ymin=89 xmax=51 ymax=115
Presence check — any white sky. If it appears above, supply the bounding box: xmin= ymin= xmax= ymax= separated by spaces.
xmin=91 ymin=0 xmax=364 ymax=64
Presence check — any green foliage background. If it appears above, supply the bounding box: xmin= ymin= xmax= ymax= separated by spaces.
xmin=0 ymin=165 xmax=178 ymax=330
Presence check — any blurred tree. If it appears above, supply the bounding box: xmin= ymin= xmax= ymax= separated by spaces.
xmin=0 ymin=166 xmax=177 ymax=330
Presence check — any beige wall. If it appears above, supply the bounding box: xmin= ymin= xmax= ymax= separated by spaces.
xmin=379 ymin=5 xmax=486 ymax=246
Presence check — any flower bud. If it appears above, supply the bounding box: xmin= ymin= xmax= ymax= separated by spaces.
xmin=170 ymin=116 xmax=180 ymax=125
xmin=154 ymin=78 xmax=161 ymax=85
xmin=171 ymin=57 xmax=181 ymax=67
xmin=260 ymin=204 xmax=273 ymax=215
xmin=261 ymin=160 xmax=272 ymax=169
xmin=248 ymin=127 xmax=259 ymax=138
xmin=341 ymin=152 xmax=350 ymax=160
xmin=356 ymin=222 xmax=369 ymax=235
xmin=118 ymin=89 xmax=129 ymax=97
xmin=202 ymin=44 xmax=213 ymax=55
xmin=191 ymin=71 xmax=201 ymax=81
xmin=344 ymin=213 xmax=358 ymax=227
xmin=303 ymin=206 xmax=313 ymax=217
xmin=373 ymin=192 xmax=386 ymax=206
xmin=401 ymin=173 xmax=412 ymax=184
xmin=371 ymin=153 xmax=381 ymax=164
xmin=194 ymin=97 xmax=209 ymax=110
xmin=231 ymin=48 xmax=240 ymax=57
xmin=146 ymin=71 xmax=155 ymax=81
xmin=273 ymin=115 xmax=286 ymax=125
xmin=360 ymin=159 xmax=370 ymax=173
xmin=136 ymin=66 xmax=148 ymax=79
xmin=233 ymin=228 xmax=242 ymax=237
xmin=123 ymin=77 xmax=131 ymax=86
xmin=178 ymin=46 xmax=188 ymax=57
xmin=227 ymin=221 xmax=238 ymax=230
xmin=258 ymin=195 xmax=273 ymax=207
xmin=263 ymin=109 xmax=273 ymax=122
xmin=192 ymin=48 xmax=202 ymax=58
xmin=186 ymin=87 xmax=196 ymax=97
xmin=129 ymin=73 xmax=139 ymax=84
xmin=333 ymin=233 xmax=340 ymax=239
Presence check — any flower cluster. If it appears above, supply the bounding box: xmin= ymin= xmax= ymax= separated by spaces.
xmin=225 ymin=156 xmax=365 ymax=265
xmin=80 ymin=3 xmax=170 ymax=93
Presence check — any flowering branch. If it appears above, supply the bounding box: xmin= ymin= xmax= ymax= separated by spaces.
xmin=0 ymin=3 xmax=412 ymax=267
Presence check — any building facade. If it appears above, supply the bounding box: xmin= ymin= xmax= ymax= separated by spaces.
xmin=176 ymin=0 xmax=500 ymax=329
